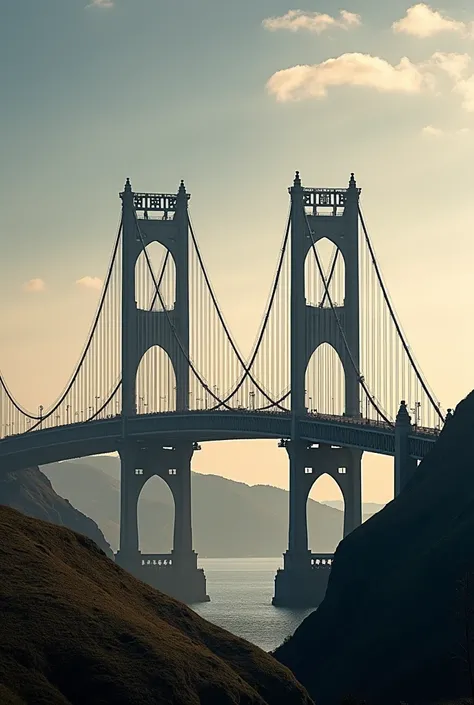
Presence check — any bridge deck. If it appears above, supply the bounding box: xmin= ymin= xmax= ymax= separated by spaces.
xmin=0 ymin=410 xmax=439 ymax=472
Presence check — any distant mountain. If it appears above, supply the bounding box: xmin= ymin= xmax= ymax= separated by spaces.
xmin=42 ymin=457 xmax=345 ymax=557
xmin=323 ymin=499 xmax=386 ymax=521
xmin=0 ymin=465 xmax=112 ymax=558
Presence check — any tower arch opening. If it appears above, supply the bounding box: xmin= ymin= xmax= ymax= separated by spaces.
xmin=307 ymin=473 xmax=344 ymax=553
xmin=135 ymin=241 xmax=176 ymax=311
xmin=136 ymin=345 xmax=176 ymax=413
xmin=305 ymin=237 xmax=345 ymax=308
xmin=138 ymin=475 xmax=174 ymax=554
xmin=305 ymin=343 xmax=345 ymax=415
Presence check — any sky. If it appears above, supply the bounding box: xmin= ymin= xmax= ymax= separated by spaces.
xmin=1 ymin=1 xmax=474 ymax=509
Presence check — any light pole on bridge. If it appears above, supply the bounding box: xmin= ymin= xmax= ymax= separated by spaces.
xmin=412 ymin=401 xmax=421 ymax=428
xmin=249 ymin=391 xmax=255 ymax=410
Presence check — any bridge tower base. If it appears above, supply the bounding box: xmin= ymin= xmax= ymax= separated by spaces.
xmin=272 ymin=441 xmax=362 ymax=608
xmin=133 ymin=551 xmax=209 ymax=605
xmin=272 ymin=551 xmax=331 ymax=608
xmin=115 ymin=440 xmax=209 ymax=605
xmin=116 ymin=553 xmax=209 ymax=605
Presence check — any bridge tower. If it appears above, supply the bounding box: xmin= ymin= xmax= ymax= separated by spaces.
xmin=273 ymin=172 xmax=363 ymax=607
xmin=115 ymin=179 xmax=208 ymax=604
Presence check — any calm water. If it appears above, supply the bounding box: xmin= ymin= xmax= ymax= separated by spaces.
xmin=193 ymin=557 xmax=313 ymax=652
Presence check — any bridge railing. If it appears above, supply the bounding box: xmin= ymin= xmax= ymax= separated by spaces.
xmin=140 ymin=554 xmax=173 ymax=568
xmin=310 ymin=553 xmax=334 ymax=569
xmin=0 ymin=406 xmax=442 ymax=444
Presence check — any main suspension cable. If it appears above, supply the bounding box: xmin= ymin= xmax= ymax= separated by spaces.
xmin=188 ymin=212 xmax=291 ymax=410
xmin=320 ymin=248 xmax=339 ymax=308
xmin=13 ymin=216 xmax=123 ymax=426
xmin=304 ymin=211 xmax=393 ymax=426
xmin=134 ymin=211 xmax=235 ymax=409
xmin=358 ymin=205 xmax=444 ymax=423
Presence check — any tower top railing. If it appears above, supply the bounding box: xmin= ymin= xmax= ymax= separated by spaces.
xmin=127 ymin=193 xmax=191 ymax=213
xmin=302 ymin=187 xmax=353 ymax=194
xmin=120 ymin=179 xmax=191 ymax=214
xmin=296 ymin=186 xmax=361 ymax=215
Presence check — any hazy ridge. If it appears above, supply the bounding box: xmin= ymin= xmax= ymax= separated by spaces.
xmin=39 ymin=456 xmax=381 ymax=557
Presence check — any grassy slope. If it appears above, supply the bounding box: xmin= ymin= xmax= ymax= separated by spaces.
xmin=0 ymin=466 xmax=112 ymax=557
xmin=0 ymin=506 xmax=313 ymax=705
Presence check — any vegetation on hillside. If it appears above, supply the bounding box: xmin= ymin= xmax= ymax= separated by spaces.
xmin=0 ymin=506 xmax=314 ymax=705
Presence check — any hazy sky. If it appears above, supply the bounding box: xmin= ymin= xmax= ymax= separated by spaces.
xmin=1 ymin=1 xmax=474 ymax=506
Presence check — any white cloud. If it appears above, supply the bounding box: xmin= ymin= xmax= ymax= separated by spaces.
xmin=266 ymin=50 xmax=474 ymax=113
xmin=454 ymin=76 xmax=474 ymax=111
xmin=23 ymin=278 xmax=45 ymax=293
xmin=430 ymin=52 xmax=471 ymax=80
xmin=266 ymin=53 xmax=431 ymax=102
xmin=76 ymin=276 xmax=103 ymax=291
xmin=421 ymin=125 xmax=471 ymax=136
xmin=262 ymin=9 xmax=361 ymax=34
xmin=392 ymin=3 xmax=472 ymax=38
xmin=86 ymin=0 xmax=114 ymax=9
xmin=421 ymin=125 xmax=444 ymax=136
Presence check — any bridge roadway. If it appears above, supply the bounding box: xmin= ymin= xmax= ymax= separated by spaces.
xmin=0 ymin=409 xmax=439 ymax=472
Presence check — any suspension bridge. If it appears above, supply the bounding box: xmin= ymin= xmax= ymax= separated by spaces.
xmin=0 ymin=172 xmax=447 ymax=606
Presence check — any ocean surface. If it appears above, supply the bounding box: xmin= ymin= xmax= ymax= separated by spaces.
xmin=193 ymin=557 xmax=314 ymax=652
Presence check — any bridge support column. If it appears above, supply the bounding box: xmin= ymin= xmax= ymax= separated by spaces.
xmin=343 ymin=449 xmax=363 ymax=536
xmin=166 ymin=442 xmax=208 ymax=603
xmin=116 ymin=440 xmax=208 ymax=604
xmin=395 ymin=401 xmax=417 ymax=496
xmin=172 ymin=442 xmax=193 ymax=559
xmin=115 ymin=442 xmax=141 ymax=572
xmin=287 ymin=440 xmax=311 ymax=559
xmin=161 ymin=441 xmax=209 ymax=603
xmin=273 ymin=442 xmax=363 ymax=608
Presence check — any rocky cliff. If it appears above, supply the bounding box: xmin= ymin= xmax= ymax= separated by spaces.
xmin=0 ymin=506 xmax=313 ymax=705
xmin=275 ymin=390 xmax=474 ymax=704
xmin=0 ymin=465 xmax=113 ymax=558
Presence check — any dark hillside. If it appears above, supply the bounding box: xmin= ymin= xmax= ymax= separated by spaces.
xmin=0 ymin=506 xmax=313 ymax=705
xmin=275 ymin=391 xmax=474 ymax=704
xmin=0 ymin=466 xmax=112 ymax=557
